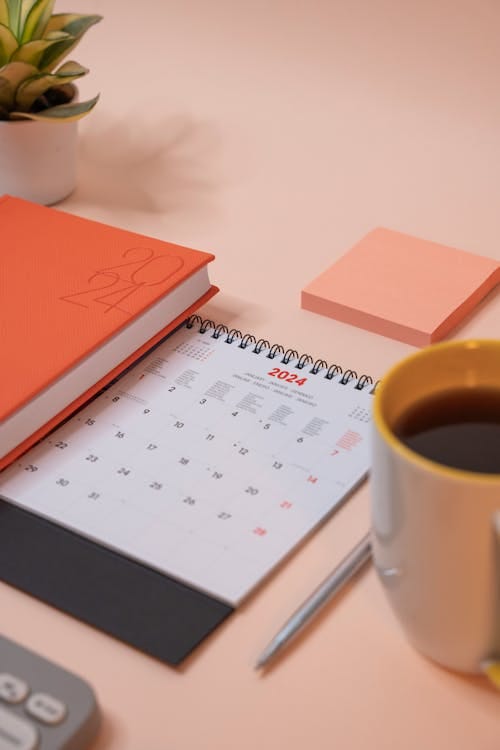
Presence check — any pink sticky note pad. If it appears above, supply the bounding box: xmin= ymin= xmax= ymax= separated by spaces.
xmin=301 ymin=228 xmax=500 ymax=346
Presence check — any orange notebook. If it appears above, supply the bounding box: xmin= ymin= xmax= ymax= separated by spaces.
xmin=0 ymin=195 xmax=218 ymax=470
xmin=301 ymin=228 xmax=500 ymax=346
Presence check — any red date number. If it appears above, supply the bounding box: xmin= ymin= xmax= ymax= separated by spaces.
xmin=267 ymin=367 xmax=307 ymax=386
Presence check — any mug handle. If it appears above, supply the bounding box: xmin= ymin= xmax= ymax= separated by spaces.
xmin=480 ymin=511 xmax=500 ymax=690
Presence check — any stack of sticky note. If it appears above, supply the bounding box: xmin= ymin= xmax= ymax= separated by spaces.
xmin=301 ymin=228 xmax=500 ymax=347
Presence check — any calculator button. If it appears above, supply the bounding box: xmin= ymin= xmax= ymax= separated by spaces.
xmin=0 ymin=674 xmax=29 ymax=704
xmin=0 ymin=705 xmax=38 ymax=749
xmin=25 ymin=692 xmax=66 ymax=725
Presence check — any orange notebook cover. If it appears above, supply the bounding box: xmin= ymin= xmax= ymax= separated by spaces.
xmin=0 ymin=195 xmax=218 ymax=470
xmin=301 ymin=228 xmax=500 ymax=346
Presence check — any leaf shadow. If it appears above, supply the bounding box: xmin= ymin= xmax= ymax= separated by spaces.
xmin=74 ymin=113 xmax=222 ymax=218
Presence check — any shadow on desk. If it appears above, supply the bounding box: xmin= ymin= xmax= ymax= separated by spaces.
xmin=75 ymin=113 xmax=222 ymax=218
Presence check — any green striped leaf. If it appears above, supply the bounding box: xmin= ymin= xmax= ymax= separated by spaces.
xmin=0 ymin=74 xmax=12 ymax=109
xmin=7 ymin=0 xmax=22 ymax=38
xmin=11 ymin=36 xmax=57 ymax=65
xmin=15 ymin=60 xmax=87 ymax=109
xmin=19 ymin=0 xmax=35 ymax=35
xmin=0 ymin=58 xmax=35 ymax=83
xmin=11 ymin=91 xmax=99 ymax=120
xmin=21 ymin=0 xmax=55 ymax=42
xmin=0 ymin=22 xmax=18 ymax=65
xmin=44 ymin=13 xmax=102 ymax=38
xmin=0 ymin=0 xmax=9 ymax=27
xmin=37 ymin=32 xmax=75 ymax=71
xmin=40 ymin=15 xmax=101 ymax=71
xmin=0 ymin=60 xmax=36 ymax=107
xmin=53 ymin=60 xmax=87 ymax=77
xmin=44 ymin=29 xmax=69 ymax=40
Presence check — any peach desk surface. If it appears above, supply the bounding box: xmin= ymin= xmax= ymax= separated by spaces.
xmin=2 ymin=0 xmax=500 ymax=748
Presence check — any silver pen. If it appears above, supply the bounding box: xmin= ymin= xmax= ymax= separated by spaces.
xmin=255 ymin=531 xmax=372 ymax=669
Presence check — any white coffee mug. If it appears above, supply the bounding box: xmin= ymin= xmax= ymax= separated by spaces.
xmin=371 ymin=339 xmax=500 ymax=679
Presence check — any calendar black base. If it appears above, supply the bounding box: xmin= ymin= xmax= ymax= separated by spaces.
xmin=0 ymin=498 xmax=233 ymax=665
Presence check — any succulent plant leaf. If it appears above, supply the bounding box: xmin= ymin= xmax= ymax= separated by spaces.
xmin=10 ymin=91 xmax=98 ymax=120
xmin=0 ymin=0 xmax=9 ymax=28
xmin=43 ymin=11 xmax=74 ymax=32
xmin=0 ymin=58 xmax=36 ymax=85
xmin=0 ymin=60 xmax=36 ymax=108
xmin=53 ymin=59 xmax=87 ymax=76
xmin=7 ymin=0 xmax=22 ymax=38
xmin=0 ymin=22 xmax=18 ymax=66
xmin=44 ymin=13 xmax=102 ymax=38
xmin=11 ymin=36 xmax=62 ymax=66
xmin=21 ymin=0 xmax=55 ymax=42
xmin=15 ymin=60 xmax=86 ymax=109
xmin=37 ymin=32 xmax=75 ymax=70
xmin=0 ymin=5 xmax=100 ymax=119
xmin=0 ymin=74 xmax=13 ymax=109
xmin=44 ymin=29 xmax=68 ymax=40
xmin=19 ymin=0 xmax=36 ymax=36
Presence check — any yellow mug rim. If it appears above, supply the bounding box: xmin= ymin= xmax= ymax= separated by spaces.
xmin=373 ymin=339 xmax=500 ymax=484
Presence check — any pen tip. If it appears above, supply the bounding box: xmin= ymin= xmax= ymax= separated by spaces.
xmin=254 ymin=656 xmax=267 ymax=670
xmin=254 ymin=642 xmax=280 ymax=670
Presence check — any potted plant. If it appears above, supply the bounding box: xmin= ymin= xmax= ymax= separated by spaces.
xmin=0 ymin=0 xmax=102 ymax=204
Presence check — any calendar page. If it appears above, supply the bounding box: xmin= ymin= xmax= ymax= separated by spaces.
xmin=0 ymin=322 xmax=373 ymax=606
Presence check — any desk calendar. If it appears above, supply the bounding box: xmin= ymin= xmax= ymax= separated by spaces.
xmin=0 ymin=317 xmax=374 ymax=609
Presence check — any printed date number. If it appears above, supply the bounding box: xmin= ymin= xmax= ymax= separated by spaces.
xmin=267 ymin=368 xmax=307 ymax=386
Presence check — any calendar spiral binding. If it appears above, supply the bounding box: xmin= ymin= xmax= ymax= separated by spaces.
xmin=186 ymin=315 xmax=379 ymax=394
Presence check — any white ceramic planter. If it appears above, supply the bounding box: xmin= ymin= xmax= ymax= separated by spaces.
xmin=0 ymin=116 xmax=78 ymax=205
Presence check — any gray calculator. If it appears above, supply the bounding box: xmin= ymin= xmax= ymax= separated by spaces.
xmin=0 ymin=635 xmax=100 ymax=750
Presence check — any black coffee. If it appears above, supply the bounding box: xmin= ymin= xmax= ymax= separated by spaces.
xmin=394 ymin=386 xmax=500 ymax=474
